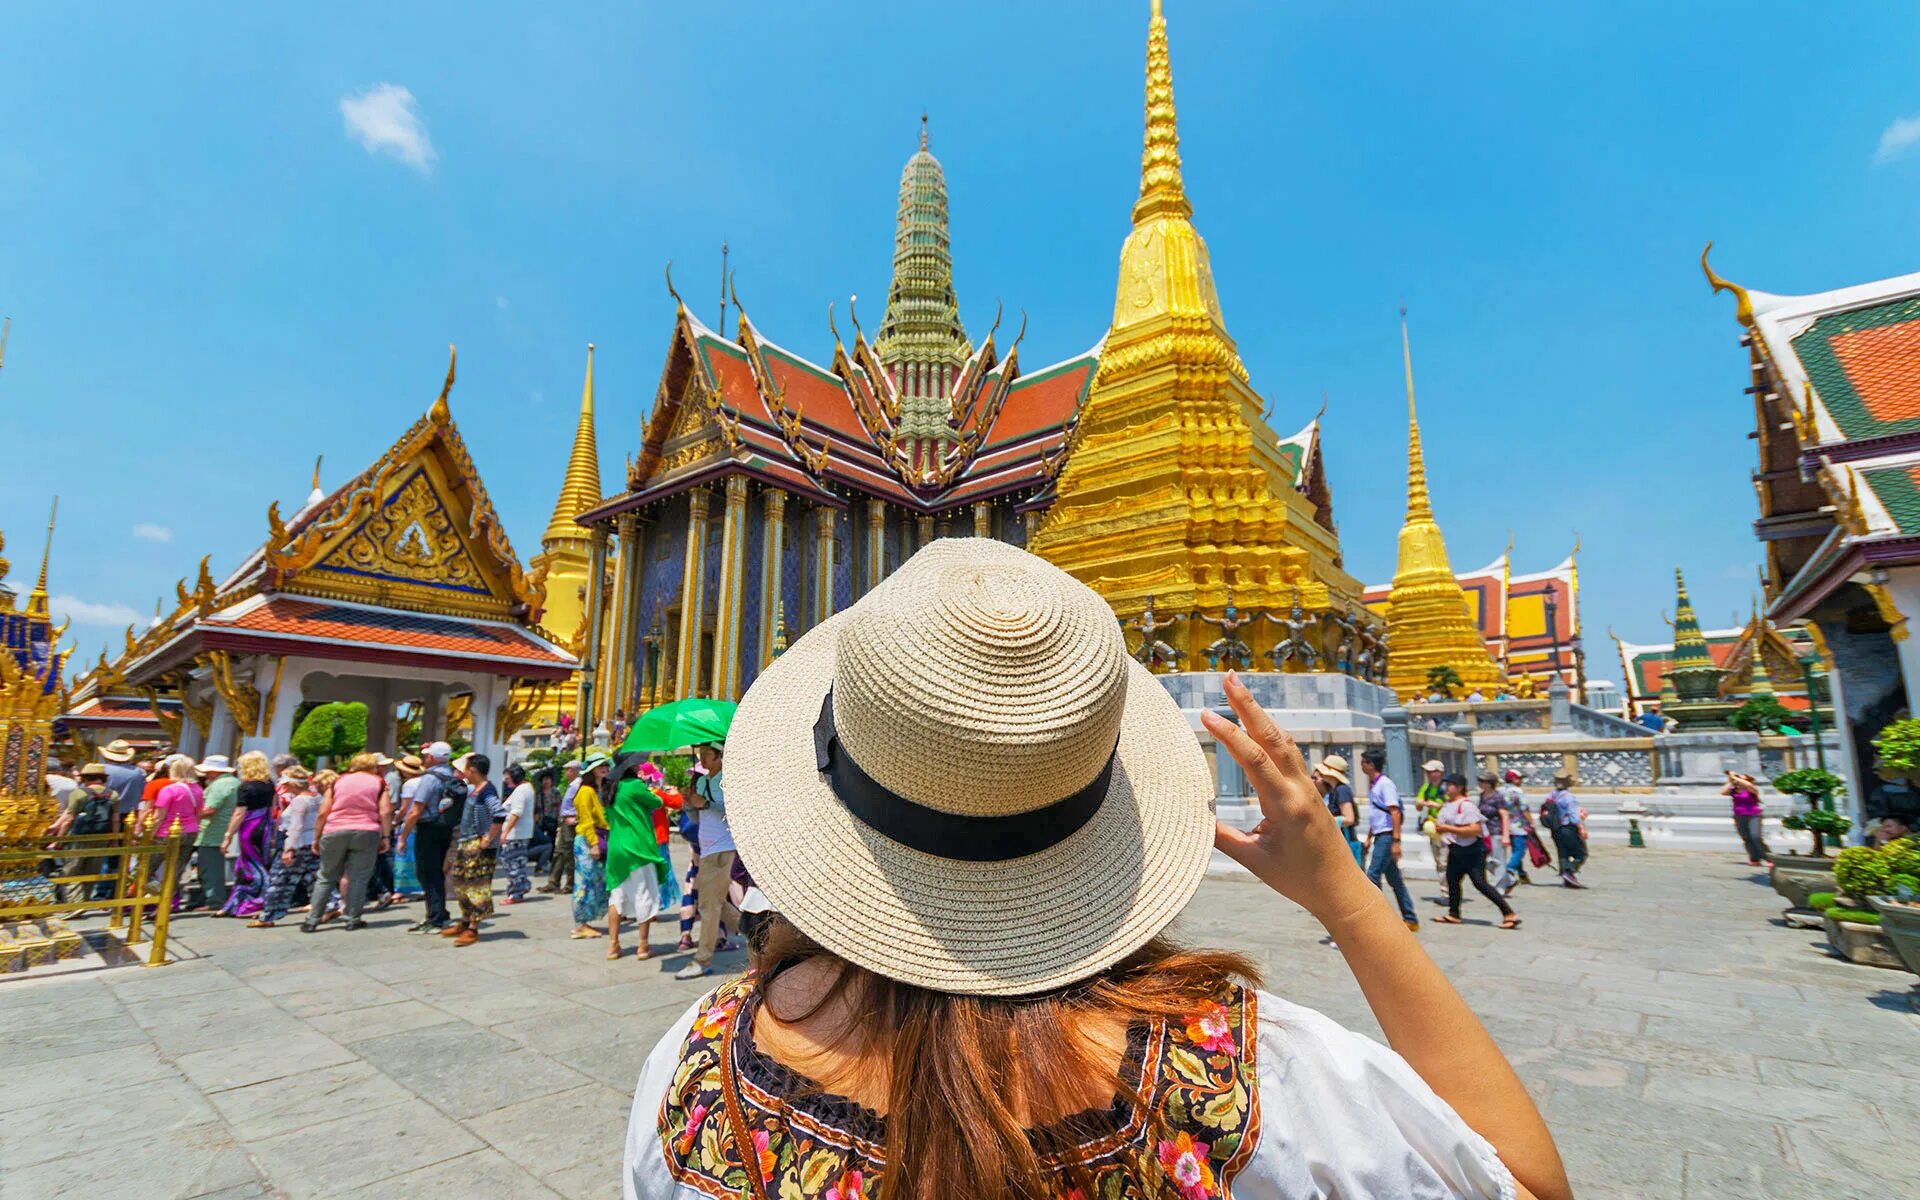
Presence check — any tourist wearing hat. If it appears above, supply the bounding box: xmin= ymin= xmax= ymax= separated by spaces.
xmin=624 ymin=540 xmax=1566 ymax=1200
xmin=46 ymin=763 xmax=117 ymax=906
xmin=569 ymin=752 xmax=613 ymax=938
xmin=1490 ymin=770 xmax=1539 ymax=895
xmin=1417 ymin=758 xmax=1449 ymax=871
xmin=403 ymin=741 xmax=464 ymax=932
xmin=1722 ymin=771 xmax=1770 ymax=866
xmin=542 ymin=758 xmax=583 ymax=894
xmin=1543 ymin=773 xmax=1587 ymax=887
xmin=389 ymin=753 xmax=425 ymax=901
xmin=1313 ymin=754 xmax=1362 ymax=867
xmin=675 ymin=741 xmax=742 ymax=981
xmin=97 ymin=740 xmax=146 ymax=834
xmin=219 ymin=751 xmax=279 ymax=917
xmin=189 ymin=755 xmax=239 ymax=912
xmin=253 ymin=766 xmax=322 ymax=928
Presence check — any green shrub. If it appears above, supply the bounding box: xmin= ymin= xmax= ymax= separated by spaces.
xmin=1783 ymin=808 xmax=1852 ymax=838
xmin=1828 ymin=908 xmax=1883 ymax=925
xmin=1773 ymin=768 xmax=1846 ymax=806
xmin=288 ymin=701 xmax=369 ymax=767
xmin=1887 ymin=873 xmax=1920 ymax=898
xmin=1807 ymin=891 xmax=1840 ymax=911
xmin=1834 ymin=845 xmax=1892 ymax=900
xmin=1733 ymin=697 xmax=1796 ymax=733
xmin=1872 ymin=718 xmax=1920 ymax=774
xmin=1882 ymin=836 xmax=1920 ymax=880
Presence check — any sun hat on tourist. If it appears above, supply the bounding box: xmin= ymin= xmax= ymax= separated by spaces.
xmin=1421 ymin=759 xmax=1445 ymax=773
xmin=1503 ymin=768 xmax=1524 ymax=783
xmin=195 ymin=754 xmax=235 ymax=775
xmin=101 ymin=739 xmax=138 ymax=764
xmin=1314 ymin=754 xmax=1350 ymax=786
xmin=424 ymin=741 xmax=453 ymax=763
xmin=395 ymin=754 xmax=424 ymax=778
xmin=1553 ymin=772 xmax=1573 ymax=785
xmin=581 ymin=750 xmax=614 ymax=774
xmin=78 ymin=762 xmax=109 ymax=780
xmin=725 ymin=538 xmax=1215 ymax=997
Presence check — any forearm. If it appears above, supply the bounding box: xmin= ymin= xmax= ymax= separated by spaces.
xmin=1319 ymin=883 xmax=1569 ymax=1199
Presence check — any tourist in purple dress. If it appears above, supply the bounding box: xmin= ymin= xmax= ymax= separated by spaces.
xmin=219 ymin=751 xmax=277 ymax=917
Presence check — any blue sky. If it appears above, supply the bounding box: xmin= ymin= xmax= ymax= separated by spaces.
xmin=3 ymin=1 xmax=1918 ymax=686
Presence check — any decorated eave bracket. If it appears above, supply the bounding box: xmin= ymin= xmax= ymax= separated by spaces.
xmin=733 ymin=288 xmax=830 ymax=476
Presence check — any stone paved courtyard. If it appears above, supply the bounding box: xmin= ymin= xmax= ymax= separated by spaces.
xmin=2 ymin=846 xmax=1917 ymax=1199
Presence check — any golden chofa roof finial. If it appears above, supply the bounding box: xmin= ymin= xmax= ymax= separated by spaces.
xmin=429 ymin=344 xmax=456 ymax=423
xmin=1700 ymin=242 xmax=1755 ymax=329
xmin=1133 ymin=0 xmax=1191 ymax=225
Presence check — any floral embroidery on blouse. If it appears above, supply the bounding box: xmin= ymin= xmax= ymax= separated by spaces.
xmin=657 ymin=975 xmax=1261 ymax=1198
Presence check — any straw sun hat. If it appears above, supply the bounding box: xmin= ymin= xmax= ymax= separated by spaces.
xmin=726 ymin=538 xmax=1215 ymax=997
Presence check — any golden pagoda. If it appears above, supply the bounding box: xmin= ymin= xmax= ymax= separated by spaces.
xmin=1029 ymin=0 xmax=1361 ymax=665
xmin=1383 ymin=312 xmax=1504 ymax=699
xmin=525 ymin=344 xmax=613 ymax=723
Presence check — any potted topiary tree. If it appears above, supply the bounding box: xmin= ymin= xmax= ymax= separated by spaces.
xmin=1768 ymin=767 xmax=1848 ymax=909
xmin=1867 ymin=837 xmax=1920 ymax=976
xmin=1873 ymin=718 xmax=1920 ymax=784
xmin=1825 ymin=843 xmax=1906 ymax=969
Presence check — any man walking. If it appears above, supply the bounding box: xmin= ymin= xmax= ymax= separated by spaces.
xmin=98 ymin=740 xmax=146 ymax=834
xmin=1416 ymin=759 xmax=1448 ymax=874
xmin=1359 ymin=748 xmax=1420 ymax=932
xmin=1545 ymin=772 xmax=1587 ymax=887
xmin=542 ymin=759 xmax=581 ymax=893
xmin=498 ymin=763 xmax=535 ymax=904
xmin=676 ymin=741 xmax=743 ymax=980
xmin=404 ymin=742 xmax=465 ymax=932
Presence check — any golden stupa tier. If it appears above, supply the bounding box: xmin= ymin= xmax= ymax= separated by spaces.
xmin=0 ymin=505 xmax=69 ymax=913
xmin=1382 ymin=314 xmax=1504 ymax=699
xmin=1029 ymin=0 xmax=1365 ymax=661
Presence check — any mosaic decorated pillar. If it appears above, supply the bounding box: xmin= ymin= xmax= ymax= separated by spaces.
xmin=674 ymin=488 xmax=712 ymax=700
xmin=711 ymin=477 xmax=750 ymax=701
xmin=759 ymin=489 xmax=788 ymax=668
xmin=617 ymin=515 xmax=650 ymax=713
xmin=578 ymin=526 xmax=610 ymax=720
xmin=813 ymin=505 xmax=836 ymax=628
xmin=864 ymin=501 xmax=886 ymax=593
xmin=610 ymin=514 xmax=641 ymax=714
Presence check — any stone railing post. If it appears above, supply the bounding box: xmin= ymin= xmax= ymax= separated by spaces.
xmin=1450 ymin=719 xmax=1477 ymax=780
xmin=1549 ymin=675 xmax=1573 ymax=731
xmin=1383 ymin=705 xmax=1413 ymax=795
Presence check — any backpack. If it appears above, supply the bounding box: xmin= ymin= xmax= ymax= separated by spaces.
xmin=72 ymin=787 xmax=114 ymax=837
xmin=418 ymin=769 xmax=470 ymax=831
xmin=1538 ymin=796 xmax=1563 ymax=831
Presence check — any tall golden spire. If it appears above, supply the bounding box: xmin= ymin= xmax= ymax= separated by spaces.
xmin=25 ymin=496 xmax=55 ymax=618
xmin=1134 ymin=0 xmax=1191 ymax=224
xmin=541 ymin=343 xmax=602 ymax=548
xmin=1385 ymin=312 xmax=1502 ymax=699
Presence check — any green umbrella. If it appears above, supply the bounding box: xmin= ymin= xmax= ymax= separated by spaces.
xmin=618 ymin=698 xmax=737 ymax=753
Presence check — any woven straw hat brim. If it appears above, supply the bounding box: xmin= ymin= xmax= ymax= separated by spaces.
xmin=726 ymin=604 xmax=1216 ymax=998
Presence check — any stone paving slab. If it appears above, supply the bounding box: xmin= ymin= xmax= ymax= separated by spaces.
xmin=0 ymin=847 xmax=1915 ymax=1199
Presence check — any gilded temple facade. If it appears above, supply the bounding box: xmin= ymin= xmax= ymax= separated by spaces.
xmin=109 ymin=352 xmax=578 ymax=767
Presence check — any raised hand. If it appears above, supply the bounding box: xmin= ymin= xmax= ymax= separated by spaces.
xmin=1200 ymin=672 xmax=1371 ymax=923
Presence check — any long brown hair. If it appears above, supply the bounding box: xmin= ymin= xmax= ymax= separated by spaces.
xmin=751 ymin=917 xmax=1261 ymax=1200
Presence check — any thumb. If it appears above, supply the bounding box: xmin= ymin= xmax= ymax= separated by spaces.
xmin=1213 ymin=820 xmax=1260 ymax=865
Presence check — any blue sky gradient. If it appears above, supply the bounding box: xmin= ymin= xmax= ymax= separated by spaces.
xmin=4 ymin=1 xmax=1918 ymax=683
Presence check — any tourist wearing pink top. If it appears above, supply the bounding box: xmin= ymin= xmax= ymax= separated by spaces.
xmin=304 ymin=754 xmax=393 ymax=933
xmin=151 ymin=768 xmax=204 ymax=839
xmin=324 ymin=772 xmax=386 ymax=832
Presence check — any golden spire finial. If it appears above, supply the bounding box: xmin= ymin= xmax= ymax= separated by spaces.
xmin=920 ymin=111 xmax=929 ymax=151
xmin=429 ymin=344 xmax=456 ymax=423
xmin=542 ymin=343 xmax=603 ymax=548
xmin=26 ymin=495 xmax=55 ymax=618
xmin=311 ymin=455 xmax=323 ymax=492
xmin=1401 ymin=306 xmax=1432 ymax=522
xmin=1133 ymin=0 xmax=1191 ymax=224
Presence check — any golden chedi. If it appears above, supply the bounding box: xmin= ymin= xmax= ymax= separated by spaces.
xmin=523 ymin=345 xmax=611 ymax=723
xmin=1030 ymin=0 xmax=1360 ymax=665
xmin=1383 ymin=313 xmax=1504 ymax=699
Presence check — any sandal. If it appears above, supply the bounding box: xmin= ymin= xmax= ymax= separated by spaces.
xmin=570 ymin=927 xmax=604 ymax=939
xmin=606 ymin=946 xmax=622 ymax=961
xmin=247 ymin=919 xmax=275 ymax=928
xmin=1500 ymin=916 xmax=1522 ymax=930
xmin=634 ymin=949 xmax=653 ymax=962
xmin=1431 ymin=915 xmax=1464 ymax=924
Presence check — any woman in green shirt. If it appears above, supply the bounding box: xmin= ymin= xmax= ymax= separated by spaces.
xmin=605 ymin=753 xmax=671 ymax=962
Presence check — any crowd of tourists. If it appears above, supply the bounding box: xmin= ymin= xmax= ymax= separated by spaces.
xmin=1307 ymin=750 xmax=1593 ymax=931
xmin=41 ymin=733 xmax=756 ymax=977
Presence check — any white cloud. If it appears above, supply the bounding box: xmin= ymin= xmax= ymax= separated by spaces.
xmin=340 ymin=83 xmax=436 ymax=172
xmin=1875 ymin=113 xmax=1920 ymax=164
xmin=51 ymin=594 xmax=142 ymax=627
xmin=131 ymin=523 xmax=172 ymax=544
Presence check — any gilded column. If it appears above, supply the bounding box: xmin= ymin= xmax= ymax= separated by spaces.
xmin=578 ymin=525 xmax=610 ymax=720
xmin=916 ymin=514 xmax=935 ymax=549
xmin=973 ymin=502 xmax=991 ymax=539
xmin=865 ymin=501 xmax=887 ymax=592
xmin=758 ymin=489 xmax=788 ymax=668
xmin=673 ymin=489 xmax=712 ymax=700
xmin=710 ymin=476 xmax=750 ymax=701
xmin=813 ymin=505 xmax=837 ymax=627
xmin=613 ymin=513 xmax=645 ymax=713
xmin=1023 ymin=510 xmax=1041 ymax=541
